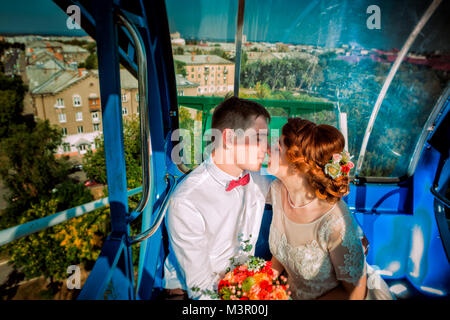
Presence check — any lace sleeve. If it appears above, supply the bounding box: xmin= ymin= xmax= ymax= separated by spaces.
xmin=265 ymin=179 xmax=280 ymax=205
xmin=324 ymin=213 xmax=366 ymax=285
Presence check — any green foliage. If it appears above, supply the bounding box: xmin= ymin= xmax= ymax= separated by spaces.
xmin=0 ymin=41 xmax=25 ymax=54
xmin=239 ymin=50 xmax=448 ymax=177
xmin=79 ymin=52 xmax=98 ymax=69
xmin=173 ymin=47 xmax=184 ymax=55
xmin=5 ymin=195 xmax=110 ymax=283
xmin=7 ymin=199 xmax=70 ymax=281
xmin=82 ymin=136 xmax=107 ymax=185
xmin=0 ymin=73 xmax=28 ymax=139
xmin=82 ymin=115 xmax=142 ymax=189
xmin=85 ymin=42 xmax=97 ymax=54
xmin=61 ymin=39 xmax=88 ymax=48
xmin=210 ymin=48 xmax=232 ymax=61
xmin=53 ymin=180 xmax=94 ymax=212
xmin=178 ymin=106 xmax=198 ymax=168
xmin=174 ymin=60 xmax=187 ymax=77
xmin=0 ymin=65 xmax=104 ymax=286
xmin=240 ymin=57 xmax=318 ymax=91
xmin=0 ymin=120 xmax=73 ymax=229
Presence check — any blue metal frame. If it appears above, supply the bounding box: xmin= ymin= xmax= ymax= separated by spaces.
xmin=81 ymin=0 xmax=134 ymax=300
xmin=0 ymin=187 xmax=142 ymax=247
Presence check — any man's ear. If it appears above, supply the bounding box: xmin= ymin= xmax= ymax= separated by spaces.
xmin=222 ymin=128 xmax=235 ymax=149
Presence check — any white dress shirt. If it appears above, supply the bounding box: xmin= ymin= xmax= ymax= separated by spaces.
xmin=163 ymin=155 xmax=271 ymax=299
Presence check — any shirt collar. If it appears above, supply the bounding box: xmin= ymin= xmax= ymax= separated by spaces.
xmin=205 ymin=155 xmax=248 ymax=188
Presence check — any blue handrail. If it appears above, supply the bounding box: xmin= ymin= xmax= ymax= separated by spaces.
xmin=0 ymin=187 xmax=142 ymax=247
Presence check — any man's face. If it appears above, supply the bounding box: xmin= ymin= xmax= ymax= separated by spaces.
xmin=234 ymin=115 xmax=269 ymax=172
xmin=267 ymin=134 xmax=290 ymax=177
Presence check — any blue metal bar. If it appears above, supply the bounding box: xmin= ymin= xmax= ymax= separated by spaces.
xmin=94 ymin=0 xmax=129 ymax=235
xmin=233 ymin=0 xmax=245 ymax=96
xmin=91 ymin=0 xmax=134 ymax=299
xmin=78 ymin=234 xmax=126 ymax=300
xmin=0 ymin=187 xmax=142 ymax=247
xmin=133 ymin=1 xmax=173 ymax=298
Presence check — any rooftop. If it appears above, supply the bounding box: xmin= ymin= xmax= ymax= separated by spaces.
xmin=31 ymin=69 xmax=91 ymax=94
xmin=31 ymin=68 xmax=139 ymax=95
xmin=175 ymin=74 xmax=199 ymax=88
xmin=173 ymin=54 xmax=233 ymax=65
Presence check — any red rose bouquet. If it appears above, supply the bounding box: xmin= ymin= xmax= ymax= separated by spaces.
xmin=217 ymin=256 xmax=291 ymax=300
xmin=192 ymin=234 xmax=291 ymax=300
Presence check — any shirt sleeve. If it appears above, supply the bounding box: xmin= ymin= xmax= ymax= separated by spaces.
xmin=326 ymin=213 xmax=366 ymax=286
xmin=165 ymin=198 xmax=220 ymax=300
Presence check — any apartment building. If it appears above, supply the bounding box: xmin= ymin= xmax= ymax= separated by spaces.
xmin=173 ymin=54 xmax=234 ymax=96
xmin=30 ymin=68 xmax=139 ymax=158
xmin=29 ymin=66 xmax=199 ymax=158
xmin=175 ymin=74 xmax=199 ymax=96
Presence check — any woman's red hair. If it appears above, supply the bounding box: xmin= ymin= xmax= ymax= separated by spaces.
xmin=282 ymin=118 xmax=349 ymax=203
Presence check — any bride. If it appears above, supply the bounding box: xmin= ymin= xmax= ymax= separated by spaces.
xmin=267 ymin=118 xmax=394 ymax=300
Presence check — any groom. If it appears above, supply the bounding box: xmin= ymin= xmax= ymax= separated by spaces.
xmin=163 ymin=96 xmax=273 ymax=300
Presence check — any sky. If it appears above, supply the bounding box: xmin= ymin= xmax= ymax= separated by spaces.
xmin=0 ymin=0 xmax=449 ymax=51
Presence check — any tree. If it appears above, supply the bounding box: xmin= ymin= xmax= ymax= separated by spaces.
xmin=83 ymin=115 xmax=142 ymax=189
xmin=0 ymin=120 xmax=74 ymax=229
xmin=173 ymin=47 xmax=184 ymax=55
xmin=174 ymin=60 xmax=187 ymax=77
xmin=6 ymin=196 xmax=110 ymax=290
xmin=79 ymin=53 xmax=98 ymax=70
xmin=210 ymin=48 xmax=231 ymax=61
xmin=178 ymin=106 xmax=196 ymax=168
xmin=254 ymin=82 xmax=272 ymax=99
xmin=0 ymin=67 xmax=93 ymax=244
xmin=0 ymin=73 xmax=29 ymax=139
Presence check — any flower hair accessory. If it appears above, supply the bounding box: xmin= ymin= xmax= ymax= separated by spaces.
xmin=324 ymin=151 xmax=354 ymax=179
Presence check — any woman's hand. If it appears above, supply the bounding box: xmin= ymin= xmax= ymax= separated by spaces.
xmin=270 ymin=256 xmax=285 ymax=279
xmin=271 ymin=267 xmax=280 ymax=279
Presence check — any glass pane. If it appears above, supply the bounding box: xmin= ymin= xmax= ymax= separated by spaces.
xmin=166 ymin=0 xmax=239 ymax=169
xmin=239 ymin=0 xmax=449 ymax=178
xmin=166 ymin=0 xmax=238 ymax=98
xmin=360 ymin=1 xmax=449 ymax=177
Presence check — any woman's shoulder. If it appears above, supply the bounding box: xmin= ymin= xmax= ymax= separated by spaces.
xmin=270 ymin=178 xmax=283 ymax=191
xmin=318 ymin=200 xmax=357 ymax=240
xmin=323 ymin=200 xmax=351 ymax=221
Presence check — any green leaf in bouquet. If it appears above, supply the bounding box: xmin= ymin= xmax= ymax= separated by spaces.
xmin=219 ymin=286 xmax=232 ymax=295
xmin=242 ymin=276 xmax=256 ymax=292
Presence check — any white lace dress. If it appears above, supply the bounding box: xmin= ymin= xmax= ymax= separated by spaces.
xmin=268 ymin=180 xmax=394 ymax=300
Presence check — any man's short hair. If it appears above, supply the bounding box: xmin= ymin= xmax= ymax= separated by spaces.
xmin=211 ymin=96 xmax=271 ymax=132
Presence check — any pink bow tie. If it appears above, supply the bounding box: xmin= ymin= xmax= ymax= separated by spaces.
xmin=226 ymin=173 xmax=250 ymax=192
